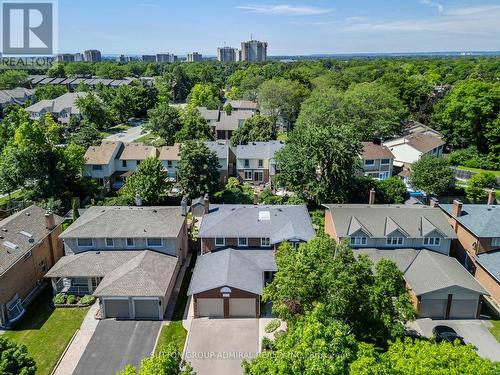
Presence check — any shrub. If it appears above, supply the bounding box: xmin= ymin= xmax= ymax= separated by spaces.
xmin=52 ymin=293 xmax=66 ymax=305
xmin=466 ymin=172 xmax=497 ymax=203
xmin=79 ymin=295 xmax=96 ymax=305
xmin=265 ymin=318 xmax=281 ymax=333
xmin=261 ymin=337 xmax=275 ymax=351
xmin=66 ymin=295 xmax=77 ymax=304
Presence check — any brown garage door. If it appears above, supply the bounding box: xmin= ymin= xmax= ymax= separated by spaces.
xmin=197 ymin=298 xmax=224 ymax=318
xmin=229 ymin=298 xmax=256 ymax=318
xmin=104 ymin=299 xmax=130 ymax=319
xmin=449 ymin=299 xmax=478 ymax=319
xmin=419 ymin=299 xmax=447 ymax=318
xmin=134 ymin=299 xmax=161 ymax=320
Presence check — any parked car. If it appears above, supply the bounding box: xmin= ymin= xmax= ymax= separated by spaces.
xmin=432 ymin=325 xmax=465 ymax=345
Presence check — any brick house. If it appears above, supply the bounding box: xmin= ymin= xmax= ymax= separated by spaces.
xmin=235 ymin=141 xmax=284 ymax=185
xmin=0 ymin=206 xmax=64 ymax=327
xmin=359 ymin=142 xmax=395 ymax=180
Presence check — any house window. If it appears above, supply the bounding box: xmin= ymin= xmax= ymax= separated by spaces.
xmin=147 ymin=238 xmax=162 ymax=247
xmin=126 ymin=238 xmax=134 ymax=247
xmin=386 ymin=237 xmax=403 ymax=246
xmin=424 ymin=237 xmax=441 ymax=246
xmin=364 ymin=159 xmax=375 ymax=166
xmin=215 ymin=237 xmax=225 ymax=247
xmin=381 ymin=159 xmax=390 ymax=165
xmin=350 ymin=237 xmax=367 ymax=246
xmin=77 ymin=238 xmax=93 ymax=247
xmin=244 ymin=159 xmax=250 ymax=168
xmin=244 ymin=170 xmax=253 ymax=180
xmin=258 ymin=159 xmax=263 ymax=168
xmin=122 ymin=160 xmax=127 ymax=168
xmin=492 ymin=238 xmax=500 ymax=247
xmin=261 ymin=238 xmax=271 ymax=247
xmin=254 ymin=171 xmax=264 ymax=182
xmin=105 ymin=238 xmax=114 ymax=247
xmin=39 ymin=259 xmax=47 ymax=272
xmin=167 ymin=160 xmax=173 ymax=168
xmin=378 ymin=172 xmax=389 ymax=180
xmin=238 ymin=237 xmax=248 ymax=247
xmin=92 ymin=165 xmax=103 ymax=170
xmin=137 ymin=160 xmax=141 ymax=165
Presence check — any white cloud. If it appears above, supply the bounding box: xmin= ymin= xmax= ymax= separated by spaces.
xmin=444 ymin=5 xmax=500 ymax=16
xmin=236 ymin=4 xmax=332 ymax=16
xmin=420 ymin=0 xmax=444 ymax=13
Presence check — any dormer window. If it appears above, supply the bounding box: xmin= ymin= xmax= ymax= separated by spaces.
xmin=424 ymin=237 xmax=441 ymax=246
xmin=77 ymin=238 xmax=93 ymax=247
xmin=350 ymin=237 xmax=367 ymax=246
xmin=147 ymin=238 xmax=162 ymax=247
xmin=386 ymin=237 xmax=403 ymax=246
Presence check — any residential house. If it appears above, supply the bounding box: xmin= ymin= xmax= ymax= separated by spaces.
xmin=205 ymin=141 xmax=230 ymax=183
xmin=197 ymin=107 xmax=220 ymax=126
xmin=236 ymin=141 xmax=284 ymax=185
xmin=116 ymin=143 xmax=158 ymax=173
xmin=214 ymin=111 xmax=254 ymax=140
xmin=403 ymin=121 xmax=443 ymax=138
xmin=225 ymin=100 xmax=258 ymax=112
xmin=83 ymin=141 xmax=123 ymax=189
xmin=360 ymin=142 xmax=395 ymax=180
xmin=440 ymin=197 xmax=500 ymax=305
xmin=0 ymin=206 xmax=64 ymax=327
xmin=25 ymin=92 xmax=87 ymax=124
xmin=0 ymin=88 xmax=35 ymax=117
xmin=189 ymin=203 xmax=314 ymax=318
xmin=45 ymin=206 xmax=188 ymax=320
xmin=159 ymin=144 xmax=181 ymax=180
xmin=323 ymin=204 xmax=487 ymax=319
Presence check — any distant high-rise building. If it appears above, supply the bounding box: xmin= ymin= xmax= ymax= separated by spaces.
xmin=187 ymin=52 xmax=202 ymax=62
xmin=84 ymin=50 xmax=102 ymax=62
xmin=74 ymin=53 xmax=84 ymax=62
xmin=57 ymin=53 xmax=75 ymax=63
xmin=156 ymin=53 xmax=177 ymax=63
xmin=240 ymin=40 xmax=267 ymax=62
xmin=217 ymin=47 xmax=238 ymax=63
xmin=142 ymin=55 xmax=156 ymax=62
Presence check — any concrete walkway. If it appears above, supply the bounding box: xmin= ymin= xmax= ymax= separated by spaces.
xmin=104 ymin=125 xmax=144 ymax=143
xmin=52 ymin=302 xmax=100 ymax=375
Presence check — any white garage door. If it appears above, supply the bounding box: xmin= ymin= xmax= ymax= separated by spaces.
xmin=229 ymin=298 xmax=256 ymax=318
xmin=103 ymin=299 xmax=130 ymax=319
xmin=449 ymin=299 xmax=478 ymax=319
xmin=134 ymin=299 xmax=161 ymax=320
xmin=197 ymin=298 xmax=224 ymax=318
xmin=419 ymin=299 xmax=447 ymax=318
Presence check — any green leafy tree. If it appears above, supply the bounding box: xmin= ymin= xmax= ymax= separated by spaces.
xmin=105 ymin=84 xmax=156 ymax=123
xmin=223 ymin=102 xmax=233 ymax=115
xmin=0 ymin=70 xmax=28 ymax=89
xmin=230 ymin=115 xmax=275 ymax=146
xmin=0 ymin=336 xmax=36 ymax=375
xmin=72 ymin=199 xmax=80 ymax=221
xmin=64 ymin=62 xmax=93 ymax=76
xmin=123 ymin=157 xmax=170 ymax=205
xmin=95 ymin=62 xmax=127 ymax=79
xmin=75 ymin=92 xmax=111 ymax=130
xmin=70 ymin=123 xmax=102 ymax=149
xmin=144 ymin=103 xmax=183 ymax=145
xmin=0 ymin=107 xmax=32 ymax=152
xmin=377 ymin=177 xmax=407 ymax=204
xmin=187 ymin=83 xmax=220 ymax=109
xmin=35 ymin=84 xmax=67 ymax=100
xmin=0 ymin=150 xmax=24 ymax=203
xmin=177 ymin=141 xmax=220 ymax=199
xmin=175 ymin=108 xmax=213 ymax=142
xmin=47 ymin=63 xmax=66 ymax=78
xmin=213 ymin=177 xmax=253 ymax=204
xmin=409 ymin=155 xmax=455 ymax=196
xmin=243 ymin=304 xmax=358 ymax=375
xmin=350 ymin=339 xmax=499 ymax=375
xmin=466 ymin=172 xmax=497 ymax=203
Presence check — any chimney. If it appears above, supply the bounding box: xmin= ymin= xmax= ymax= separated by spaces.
xmin=45 ymin=210 xmax=56 ymax=230
xmin=429 ymin=197 xmax=439 ymax=208
xmin=452 ymin=199 xmax=463 ymax=217
xmin=253 ymin=192 xmax=258 ymax=205
xmin=487 ymin=190 xmax=496 ymax=205
xmin=181 ymin=196 xmax=187 ymax=216
xmin=369 ymin=188 xmax=376 ymax=205
xmin=204 ymin=193 xmax=209 ymax=215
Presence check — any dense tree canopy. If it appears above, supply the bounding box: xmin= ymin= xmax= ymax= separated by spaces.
xmin=144 ymin=103 xmax=183 ymax=145
xmin=0 ymin=336 xmax=36 ymax=375
xmin=465 ymin=172 xmax=497 ymax=203
xmin=123 ymin=157 xmax=170 ymax=205
xmin=187 ymin=83 xmax=220 ymax=110
xmin=230 ymin=115 xmax=275 ymax=146
xmin=175 ymin=108 xmax=213 ymax=142
xmin=409 ymin=155 xmax=456 ymax=196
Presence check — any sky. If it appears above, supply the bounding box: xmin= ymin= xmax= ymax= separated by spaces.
xmin=57 ymin=0 xmax=500 ymax=55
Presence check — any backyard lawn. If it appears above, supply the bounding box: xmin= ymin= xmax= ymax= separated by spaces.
xmin=457 ymin=166 xmax=500 ymax=177
xmin=490 ymin=320 xmax=500 ymax=343
xmin=100 ymin=123 xmax=132 ymax=138
xmin=0 ymin=190 xmax=25 ymax=206
xmin=155 ymin=254 xmax=196 ymax=354
xmin=3 ymin=287 xmax=89 ymax=375
xmin=133 ymin=132 xmax=158 ymax=145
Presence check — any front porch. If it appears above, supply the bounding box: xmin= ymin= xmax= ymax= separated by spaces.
xmin=51 ymin=277 xmax=103 ymax=296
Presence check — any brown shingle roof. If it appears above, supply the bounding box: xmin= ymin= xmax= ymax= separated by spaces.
xmin=118 ymin=143 xmax=158 ymax=160
xmin=406 ymin=133 xmax=444 ymax=153
xmin=361 ymin=142 xmax=394 ymax=160
xmin=84 ymin=141 xmax=122 ymax=165
xmin=158 ymin=144 xmax=181 ymax=161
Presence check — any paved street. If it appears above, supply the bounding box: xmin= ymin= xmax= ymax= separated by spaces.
xmin=105 ymin=125 xmax=144 ymax=143
xmin=414 ymin=318 xmax=500 ymax=361
xmin=184 ymin=318 xmax=259 ymax=375
xmin=73 ymin=320 xmax=161 ymax=375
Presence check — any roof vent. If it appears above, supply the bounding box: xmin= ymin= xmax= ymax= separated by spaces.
xmin=3 ymin=241 xmax=18 ymax=250
xmin=258 ymin=211 xmax=271 ymax=221
xmin=1 ymin=228 xmax=7 ymax=232
xmin=28 ymin=238 xmax=35 ymax=244
xmin=20 ymin=231 xmax=33 ymax=238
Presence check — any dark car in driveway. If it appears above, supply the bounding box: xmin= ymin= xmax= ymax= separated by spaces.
xmin=432 ymin=325 xmax=465 ymax=345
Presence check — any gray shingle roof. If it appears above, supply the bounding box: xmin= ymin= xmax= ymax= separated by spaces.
xmin=216 ymin=111 xmax=254 ymax=131
xmin=204 ymin=141 xmax=228 ymax=159
xmin=0 ymin=206 xmax=64 ymax=275
xmin=93 ymin=251 xmax=178 ymax=297
xmin=199 ymin=204 xmax=315 ymax=244
xmin=236 ymin=141 xmax=285 ymax=160
xmin=356 ymin=248 xmax=487 ymax=296
xmin=197 ymin=107 xmax=220 ymax=121
xmin=25 ymin=92 xmax=87 ymax=115
xmin=60 ymin=206 xmax=185 ymax=239
xmin=187 ymin=249 xmax=276 ymax=296
xmin=440 ymin=204 xmax=500 ymax=238
xmin=324 ymin=204 xmax=456 ymax=239
xmin=476 ymin=250 xmax=500 ymax=282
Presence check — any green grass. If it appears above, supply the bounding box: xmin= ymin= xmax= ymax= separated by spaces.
xmin=155 ymin=254 xmax=196 ymax=354
xmin=457 ymin=166 xmax=500 ymax=177
xmin=489 ymin=320 xmax=500 ymax=343
xmin=133 ymin=132 xmax=158 ymax=145
xmin=100 ymin=123 xmax=132 ymax=138
xmin=0 ymin=190 xmax=25 ymax=206
xmin=3 ymin=287 xmax=89 ymax=375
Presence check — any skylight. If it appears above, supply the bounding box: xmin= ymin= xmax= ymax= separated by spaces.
xmin=258 ymin=211 xmax=270 ymax=221
xmin=3 ymin=241 xmax=19 ymax=250
xmin=20 ymin=231 xmax=33 ymax=238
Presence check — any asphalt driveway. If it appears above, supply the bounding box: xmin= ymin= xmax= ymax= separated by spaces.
xmin=413 ymin=318 xmax=500 ymax=361
xmin=184 ymin=318 xmax=259 ymax=375
xmin=73 ymin=320 xmax=162 ymax=375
